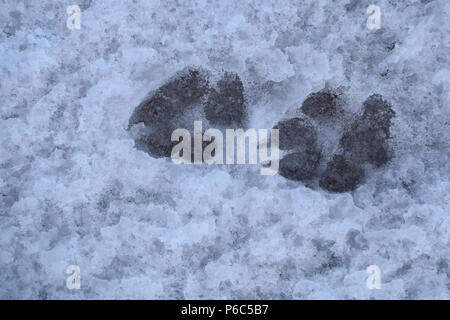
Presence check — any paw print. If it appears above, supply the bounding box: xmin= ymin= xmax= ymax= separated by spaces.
xmin=276 ymin=90 xmax=395 ymax=192
xmin=128 ymin=67 xmax=247 ymax=158
xmin=129 ymin=67 xmax=395 ymax=193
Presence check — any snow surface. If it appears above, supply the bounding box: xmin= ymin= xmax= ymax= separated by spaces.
xmin=0 ymin=0 xmax=449 ymax=299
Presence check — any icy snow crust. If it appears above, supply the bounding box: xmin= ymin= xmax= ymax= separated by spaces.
xmin=1 ymin=0 xmax=449 ymax=299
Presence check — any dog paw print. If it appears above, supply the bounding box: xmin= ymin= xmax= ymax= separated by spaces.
xmin=129 ymin=67 xmax=395 ymax=193
xmin=275 ymin=90 xmax=395 ymax=192
xmin=128 ymin=67 xmax=247 ymax=159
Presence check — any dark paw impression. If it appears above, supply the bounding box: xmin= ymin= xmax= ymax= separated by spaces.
xmin=128 ymin=67 xmax=247 ymax=159
xmin=275 ymin=90 xmax=395 ymax=192
xmin=129 ymin=67 xmax=395 ymax=193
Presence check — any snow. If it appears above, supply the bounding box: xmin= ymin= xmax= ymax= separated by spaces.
xmin=0 ymin=0 xmax=449 ymax=299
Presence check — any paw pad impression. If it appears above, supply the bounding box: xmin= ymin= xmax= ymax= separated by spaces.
xmin=128 ymin=67 xmax=247 ymax=159
xmin=275 ymin=90 xmax=395 ymax=192
xmin=129 ymin=67 xmax=395 ymax=193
